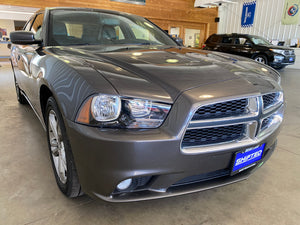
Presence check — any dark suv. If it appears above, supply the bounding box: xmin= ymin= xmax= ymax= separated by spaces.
xmin=203 ymin=33 xmax=295 ymax=69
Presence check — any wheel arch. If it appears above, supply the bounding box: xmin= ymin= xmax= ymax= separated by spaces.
xmin=40 ymin=84 xmax=53 ymax=122
xmin=251 ymin=53 xmax=269 ymax=65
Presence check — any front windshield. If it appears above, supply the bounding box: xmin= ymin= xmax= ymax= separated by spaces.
xmin=250 ymin=36 xmax=271 ymax=45
xmin=48 ymin=10 xmax=177 ymax=47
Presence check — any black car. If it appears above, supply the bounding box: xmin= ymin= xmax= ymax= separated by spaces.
xmin=203 ymin=33 xmax=295 ymax=69
xmin=9 ymin=8 xmax=284 ymax=202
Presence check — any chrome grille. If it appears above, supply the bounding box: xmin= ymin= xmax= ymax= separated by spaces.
xmin=263 ymin=93 xmax=279 ymax=109
xmin=182 ymin=124 xmax=245 ymax=147
xmin=181 ymin=93 xmax=283 ymax=153
xmin=192 ymin=98 xmax=248 ymax=120
xmin=261 ymin=116 xmax=272 ymax=130
xmin=284 ymin=50 xmax=294 ymax=55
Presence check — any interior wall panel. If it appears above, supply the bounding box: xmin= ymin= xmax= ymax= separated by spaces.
xmin=0 ymin=0 xmax=219 ymax=41
xmin=218 ymin=0 xmax=300 ymax=45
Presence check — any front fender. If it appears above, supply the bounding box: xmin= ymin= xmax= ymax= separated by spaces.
xmin=39 ymin=55 xmax=118 ymax=122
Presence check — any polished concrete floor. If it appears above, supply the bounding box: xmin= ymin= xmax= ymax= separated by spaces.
xmin=0 ymin=61 xmax=299 ymax=225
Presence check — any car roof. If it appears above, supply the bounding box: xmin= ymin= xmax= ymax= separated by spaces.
xmin=211 ymin=33 xmax=258 ymax=38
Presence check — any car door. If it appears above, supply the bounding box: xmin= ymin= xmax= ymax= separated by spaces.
xmin=218 ymin=36 xmax=235 ymax=54
xmin=235 ymin=37 xmax=254 ymax=58
xmin=11 ymin=17 xmax=35 ymax=94
xmin=25 ymin=13 xmax=45 ymax=109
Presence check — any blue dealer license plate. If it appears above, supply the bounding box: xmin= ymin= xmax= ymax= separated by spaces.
xmin=231 ymin=144 xmax=265 ymax=175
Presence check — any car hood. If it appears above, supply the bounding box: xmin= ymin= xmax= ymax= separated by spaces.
xmin=47 ymin=46 xmax=281 ymax=103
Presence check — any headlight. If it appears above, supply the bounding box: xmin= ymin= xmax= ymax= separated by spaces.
xmin=91 ymin=95 xmax=121 ymax=121
xmin=76 ymin=94 xmax=171 ymax=128
xmin=270 ymin=49 xmax=285 ymax=55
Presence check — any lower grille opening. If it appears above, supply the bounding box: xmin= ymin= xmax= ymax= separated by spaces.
xmin=182 ymin=124 xmax=245 ymax=148
xmin=172 ymin=169 xmax=230 ymax=187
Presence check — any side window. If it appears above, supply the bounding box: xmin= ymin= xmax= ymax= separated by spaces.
xmin=222 ymin=37 xmax=233 ymax=44
xmin=31 ymin=13 xmax=44 ymax=40
xmin=210 ymin=35 xmax=219 ymax=43
xmin=235 ymin=37 xmax=247 ymax=45
xmin=23 ymin=18 xmax=34 ymax=31
xmin=114 ymin=26 xmax=125 ymax=40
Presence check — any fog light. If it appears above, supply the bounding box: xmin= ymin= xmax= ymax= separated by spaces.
xmin=117 ymin=178 xmax=132 ymax=190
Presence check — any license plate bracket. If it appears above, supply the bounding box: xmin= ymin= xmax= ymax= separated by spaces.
xmin=231 ymin=144 xmax=265 ymax=176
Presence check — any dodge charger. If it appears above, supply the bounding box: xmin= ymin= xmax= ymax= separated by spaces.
xmin=9 ymin=7 xmax=284 ymax=202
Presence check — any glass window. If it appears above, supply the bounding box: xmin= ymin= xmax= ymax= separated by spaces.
xmin=114 ymin=26 xmax=124 ymax=40
xmin=23 ymin=18 xmax=34 ymax=31
xmin=31 ymin=13 xmax=44 ymax=40
xmin=48 ymin=10 xmax=177 ymax=47
xmin=210 ymin=35 xmax=219 ymax=43
xmin=235 ymin=38 xmax=247 ymax=45
xmin=222 ymin=37 xmax=233 ymax=44
xmin=65 ymin=23 xmax=83 ymax=38
xmin=250 ymin=36 xmax=270 ymax=45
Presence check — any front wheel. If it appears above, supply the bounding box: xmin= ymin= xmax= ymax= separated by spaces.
xmin=46 ymin=97 xmax=82 ymax=197
xmin=253 ymin=55 xmax=268 ymax=65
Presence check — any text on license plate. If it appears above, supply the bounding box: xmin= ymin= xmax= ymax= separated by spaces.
xmin=232 ymin=144 xmax=265 ymax=174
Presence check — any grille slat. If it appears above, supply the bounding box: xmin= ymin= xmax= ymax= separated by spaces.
xmin=284 ymin=50 xmax=294 ymax=55
xmin=263 ymin=93 xmax=279 ymax=109
xmin=182 ymin=124 xmax=244 ymax=147
xmin=192 ymin=98 xmax=248 ymax=120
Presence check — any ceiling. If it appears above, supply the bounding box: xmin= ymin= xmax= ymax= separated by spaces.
xmin=0 ymin=5 xmax=39 ymax=21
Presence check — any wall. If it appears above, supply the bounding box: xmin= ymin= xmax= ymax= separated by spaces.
xmin=0 ymin=0 xmax=219 ymax=47
xmin=218 ymin=0 xmax=300 ymax=45
xmin=0 ymin=19 xmax=14 ymax=56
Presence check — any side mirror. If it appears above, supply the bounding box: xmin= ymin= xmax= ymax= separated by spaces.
xmin=10 ymin=31 xmax=42 ymax=45
xmin=170 ymin=35 xmax=184 ymax=46
xmin=175 ymin=37 xmax=184 ymax=46
xmin=245 ymin=42 xmax=253 ymax=47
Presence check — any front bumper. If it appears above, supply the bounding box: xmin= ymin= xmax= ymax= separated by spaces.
xmin=270 ymin=54 xmax=295 ymax=67
xmin=65 ymin=100 xmax=283 ymax=202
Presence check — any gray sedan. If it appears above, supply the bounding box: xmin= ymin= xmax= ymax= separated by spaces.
xmin=10 ymin=7 xmax=284 ymax=202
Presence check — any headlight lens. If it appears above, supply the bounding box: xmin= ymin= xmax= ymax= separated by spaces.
xmin=270 ymin=49 xmax=285 ymax=55
xmin=91 ymin=95 xmax=121 ymax=121
xmin=127 ymin=99 xmax=152 ymax=118
xmin=76 ymin=94 xmax=171 ymax=128
xmin=124 ymin=99 xmax=171 ymax=128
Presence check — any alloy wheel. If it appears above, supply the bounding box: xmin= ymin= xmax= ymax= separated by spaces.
xmin=48 ymin=110 xmax=67 ymax=184
xmin=254 ymin=57 xmax=266 ymax=64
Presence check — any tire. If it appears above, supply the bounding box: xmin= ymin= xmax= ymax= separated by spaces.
xmin=45 ymin=97 xmax=82 ymax=197
xmin=14 ymin=77 xmax=27 ymax=104
xmin=253 ymin=55 xmax=268 ymax=65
